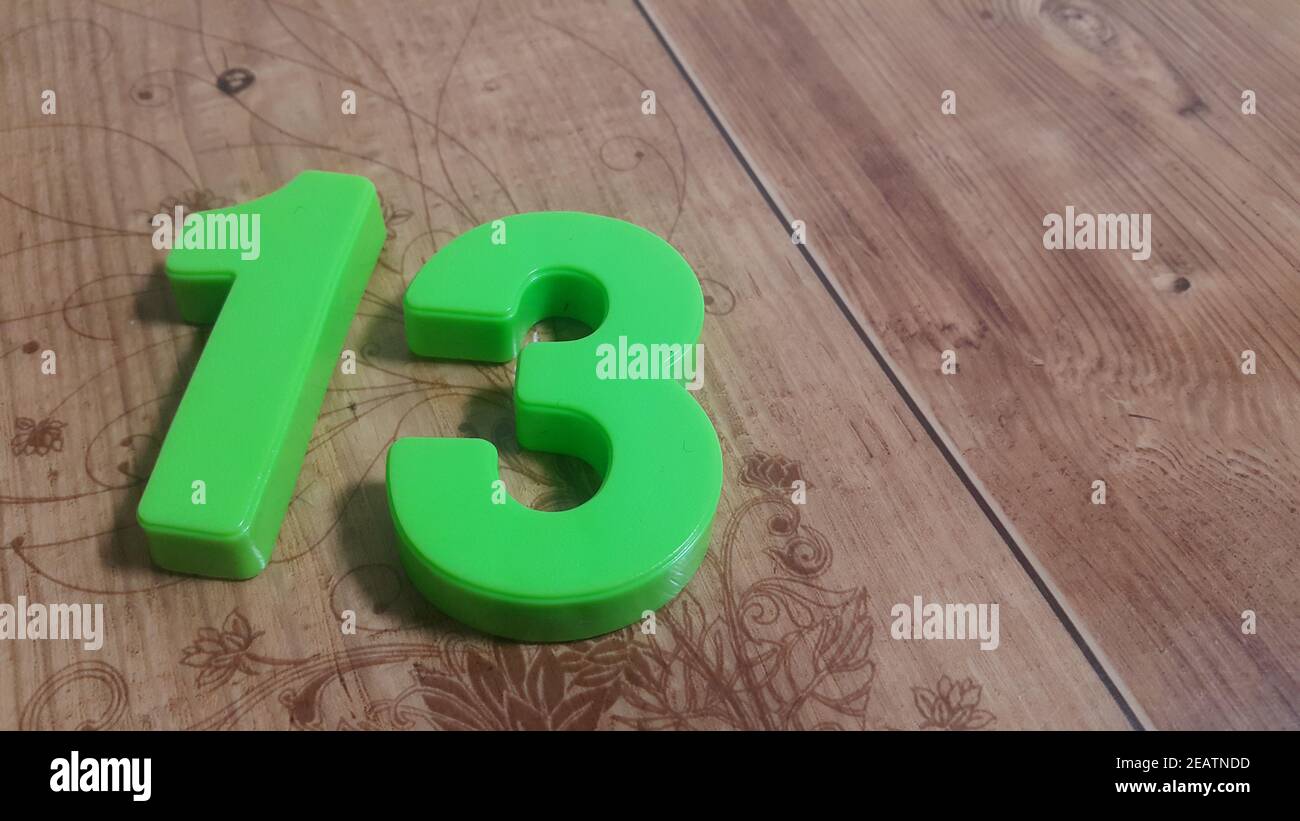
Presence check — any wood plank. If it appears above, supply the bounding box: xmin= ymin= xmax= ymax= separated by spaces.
xmin=0 ymin=0 xmax=1127 ymax=729
xmin=644 ymin=0 xmax=1300 ymax=728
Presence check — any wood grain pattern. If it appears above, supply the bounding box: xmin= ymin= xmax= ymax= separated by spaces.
xmin=0 ymin=0 xmax=1135 ymax=729
xmin=645 ymin=0 xmax=1300 ymax=728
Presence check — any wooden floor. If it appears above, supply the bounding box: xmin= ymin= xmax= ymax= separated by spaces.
xmin=0 ymin=0 xmax=1293 ymax=729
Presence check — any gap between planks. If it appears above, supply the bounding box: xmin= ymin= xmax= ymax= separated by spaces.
xmin=633 ymin=0 xmax=1149 ymax=731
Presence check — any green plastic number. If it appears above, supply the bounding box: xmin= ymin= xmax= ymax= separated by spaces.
xmin=390 ymin=212 xmax=722 ymax=641
xmin=138 ymin=171 xmax=385 ymax=579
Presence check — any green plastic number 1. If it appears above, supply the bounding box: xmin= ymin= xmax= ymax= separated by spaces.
xmin=390 ymin=212 xmax=723 ymax=641
xmin=138 ymin=171 xmax=384 ymax=578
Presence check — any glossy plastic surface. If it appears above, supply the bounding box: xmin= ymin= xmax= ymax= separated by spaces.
xmin=390 ymin=212 xmax=722 ymax=641
xmin=138 ymin=171 xmax=385 ymax=579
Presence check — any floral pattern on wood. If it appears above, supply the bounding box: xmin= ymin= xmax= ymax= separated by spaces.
xmin=10 ymin=417 xmax=66 ymax=457
xmin=913 ymin=675 xmax=996 ymax=730
xmin=1 ymin=0 xmax=1007 ymax=733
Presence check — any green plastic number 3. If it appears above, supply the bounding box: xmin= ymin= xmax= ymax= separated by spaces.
xmin=390 ymin=212 xmax=723 ymax=641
